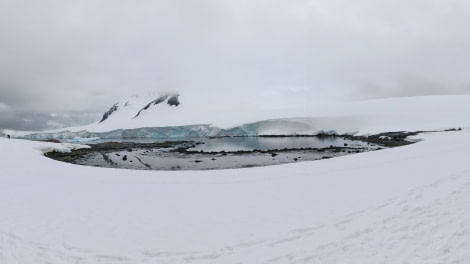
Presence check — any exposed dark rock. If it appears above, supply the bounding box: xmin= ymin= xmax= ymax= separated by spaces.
xmin=167 ymin=95 xmax=180 ymax=106
xmin=133 ymin=94 xmax=180 ymax=119
xmin=41 ymin=138 xmax=60 ymax=143
xmin=153 ymin=96 xmax=167 ymax=105
xmin=345 ymin=131 xmax=419 ymax=147
xmin=100 ymin=103 xmax=119 ymax=123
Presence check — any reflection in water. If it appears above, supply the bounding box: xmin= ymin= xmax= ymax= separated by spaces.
xmin=190 ymin=136 xmax=359 ymax=152
xmin=101 ymin=153 xmax=118 ymax=167
xmin=89 ymin=136 xmax=358 ymax=151
xmin=75 ymin=136 xmax=380 ymax=171
xmin=135 ymin=156 xmax=152 ymax=169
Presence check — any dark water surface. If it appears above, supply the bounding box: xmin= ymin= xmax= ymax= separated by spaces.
xmin=65 ymin=136 xmax=382 ymax=171
xmin=188 ymin=136 xmax=362 ymax=152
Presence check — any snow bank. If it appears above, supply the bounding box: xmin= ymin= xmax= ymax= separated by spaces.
xmin=33 ymin=141 xmax=90 ymax=154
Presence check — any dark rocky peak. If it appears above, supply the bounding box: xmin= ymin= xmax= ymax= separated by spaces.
xmin=99 ymin=103 xmax=119 ymax=123
xmin=167 ymin=95 xmax=180 ymax=106
xmin=133 ymin=94 xmax=180 ymax=119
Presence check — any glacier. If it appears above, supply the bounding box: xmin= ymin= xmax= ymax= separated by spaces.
xmin=21 ymin=119 xmax=334 ymax=141
xmin=23 ymin=125 xmax=219 ymax=140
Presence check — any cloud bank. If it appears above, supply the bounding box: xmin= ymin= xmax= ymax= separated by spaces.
xmin=1 ymin=0 xmax=470 ymax=130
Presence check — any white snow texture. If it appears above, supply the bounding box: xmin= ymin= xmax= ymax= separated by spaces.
xmin=1 ymin=94 xmax=470 ymax=263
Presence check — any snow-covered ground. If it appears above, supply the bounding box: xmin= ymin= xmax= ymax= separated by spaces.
xmin=2 ymin=95 xmax=470 ymax=263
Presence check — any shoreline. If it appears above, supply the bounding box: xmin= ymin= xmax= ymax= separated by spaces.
xmin=44 ymin=132 xmax=416 ymax=171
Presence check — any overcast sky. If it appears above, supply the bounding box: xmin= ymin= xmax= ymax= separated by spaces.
xmin=1 ymin=0 xmax=470 ymax=131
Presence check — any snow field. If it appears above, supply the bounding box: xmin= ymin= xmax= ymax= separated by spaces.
xmin=1 ymin=129 xmax=470 ymax=263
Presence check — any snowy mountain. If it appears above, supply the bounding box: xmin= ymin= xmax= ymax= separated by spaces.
xmin=19 ymin=94 xmax=470 ymax=141
xmin=97 ymin=93 xmax=181 ymax=124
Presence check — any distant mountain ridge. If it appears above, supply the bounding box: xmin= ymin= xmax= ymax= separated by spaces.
xmin=16 ymin=94 xmax=470 ymax=140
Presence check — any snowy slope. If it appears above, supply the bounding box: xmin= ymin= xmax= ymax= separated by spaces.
xmin=2 ymin=130 xmax=470 ymax=263
xmin=2 ymin=94 xmax=470 ymax=263
xmin=84 ymin=93 xmax=185 ymax=132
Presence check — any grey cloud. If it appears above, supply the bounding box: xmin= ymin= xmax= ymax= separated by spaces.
xmin=0 ymin=107 xmax=97 ymax=131
xmin=1 ymin=0 xmax=470 ymax=131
